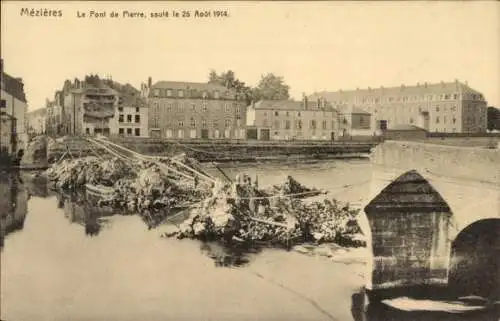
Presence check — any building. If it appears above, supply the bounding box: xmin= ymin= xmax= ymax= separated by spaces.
xmin=0 ymin=59 xmax=28 ymax=153
xmin=45 ymin=91 xmax=65 ymax=136
xmin=0 ymin=113 xmax=17 ymax=155
xmin=63 ymin=76 xmax=118 ymax=136
xmin=108 ymin=84 xmax=148 ymax=137
xmin=309 ymin=80 xmax=488 ymax=134
xmin=26 ymin=107 xmax=47 ymax=136
xmin=141 ymin=78 xmax=246 ymax=139
xmin=383 ymin=124 xmax=428 ymax=141
xmin=246 ymin=97 xmax=340 ymax=140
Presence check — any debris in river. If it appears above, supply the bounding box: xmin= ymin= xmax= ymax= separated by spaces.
xmin=44 ymin=137 xmax=366 ymax=250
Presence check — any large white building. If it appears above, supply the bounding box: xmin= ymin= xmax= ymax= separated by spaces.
xmin=0 ymin=59 xmax=28 ymax=154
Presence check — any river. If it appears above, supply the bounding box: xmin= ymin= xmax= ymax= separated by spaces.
xmin=1 ymin=160 xmax=498 ymax=321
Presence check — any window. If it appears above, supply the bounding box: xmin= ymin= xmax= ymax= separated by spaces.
xmin=154 ymin=102 xmax=160 ymax=112
xmin=453 ymin=93 xmax=458 ymax=100
xmin=428 ymin=95 xmax=433 ymax=101
xmin=178 ymin=102 xmax=184 ymax=111
xmin=235 ymin=105 xmax=240 ymax=114
xmin=202 ymin=103 xmax=207 ymax=112
xmin=225 ymin=119 xmax=231 ymax=128
xmin=119 ymin=128 xmax=124 ymax=135
xmin=86 ymin=128 xmax=90 ymax=134
xmin=297 ymin=112 xmax=301 ymax=117
xmin=134 ymin=128 xmax=140 ymax=136
xmin=274 ymin=111 xmax=279 ymax=116
xmin=310 ymin=120 xmax=317 ymax=129
xmin=436 ymin=106 xmax=440 ymax=112
xmin=166 ymin=90 xmax=172 ymax=97
xmin=452 ymin=117 xmax=456 ymax=124
xmin=285 ymin=120 xmax=291 ymax=129
xmin=436 ymin=116 xmax=440 ymax=124
xmin=190 ymin=117 xmax=196 ymax=128
xmin=213 ymin=120 xmax=218 ymax=128
xmin=127 ymin=128 xmax=132 ymax=135
xmin=191 ymin=103 xmax=196 ymax=111
xmin=322 ymin=120 xmax=327 ymax=130
xmin=410 ymin=118 xmax=414 ymax=124
xmin=178 ymin=90 xmax=184 ymax=98
xmin=214 ymin=91 xmax=220 ymax=99
xmin=167 ymin=103 xmax=173 ymax=111
xmin=286 ymin=111 xmax=290 ymax=117
xmin=135 ymin=107 xmax=140 ymax=113
xmin=444 ymin=94 xmax=450 ymax=100
xmin=201 ymin=119 xmax=207 ymax=128
xmin=127 ymin=115 xmax=132 ymax=123
xmin=451 ymin=106 xmax=457 ymax=112
xmin=118 ymin=114 xmax=124 ymax=123
xmin=224 ymin=104 xmax=230 ymax=113
xmin=178 ymin=120 xmax=184 ymax=127
xmin=118 ymin=107 xmax=123 ymax=112
xmin=135 ymin=115 xmax=140 ymax=123
xmin=263 ymin=119 xmax=269 ymax=127
xmin=152 ymin=116 xmax=159 ymax=128
xmin=202 ymin=91 xmax=208 ymax=99
xmin=274 ymin=120 xmax=281 ymax=129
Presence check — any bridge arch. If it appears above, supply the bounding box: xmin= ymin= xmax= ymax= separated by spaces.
xmin=448 ymin=218 xmax=500 ymax=301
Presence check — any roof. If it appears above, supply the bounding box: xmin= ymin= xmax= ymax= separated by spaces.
xmin=251 ymin=99 xmax=338 ymax=112
xmin=352 ymin=107 xmax=370 ymax=115
xmin=364 ymin=170 xmax=452 ymax=214
xmin=1 ymin=72 xmax=27 ymax=103
xmin=152 ymin=81 xmax=231 ymax=92
xmin=387 ymin=124 xmax=427 ymax=131
xmin=309 ymin=81 xmax=484 ymax=103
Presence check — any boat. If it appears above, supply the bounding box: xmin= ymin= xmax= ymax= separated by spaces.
xmin=85 ymin=183 xmax=116 ymax=197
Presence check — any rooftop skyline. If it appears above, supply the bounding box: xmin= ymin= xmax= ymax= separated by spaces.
xmin=1 ymin=1 xmax=499 ymax=110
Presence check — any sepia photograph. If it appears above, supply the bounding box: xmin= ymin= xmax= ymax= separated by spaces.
xmin=1 ymin=1 xmax=499 ymax=320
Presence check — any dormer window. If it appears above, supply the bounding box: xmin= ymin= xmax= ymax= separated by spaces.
xmin=178 ymin=90 xmax=184 ymax=98
xmin=214 ymin=91 xmax=220 ymax=99
xmin=153 ymin=89 xmax=160 ymax=97
xmin=166 ymin=89 xmax=172 ymax=97
xmin=202 ymin=91 xmax=208 ymax=99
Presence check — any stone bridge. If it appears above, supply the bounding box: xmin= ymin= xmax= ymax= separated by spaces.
xmin=357 ymin=141 xmax=500 ymax=302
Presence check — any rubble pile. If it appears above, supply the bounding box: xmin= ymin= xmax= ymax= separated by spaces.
xmin=45 ymin=155 xmax=210 ymax=212
xmin=170 ymin=174 xmax=365 ymax=248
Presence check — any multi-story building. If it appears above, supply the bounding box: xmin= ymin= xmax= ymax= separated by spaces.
xmin=63 ymin=77 xmax=118 ymax=136
xmin=141 ymin=78 xmax=246 ymax=139
xmin=46 ymin=90 xmax=65 ymax=136
xmin=0 ymin=59 xmax=28 ymax=153
xmin=109 ymin=84 xmax=148 ymax=137
xmin=26 ymin=107 xmax=47 ymax=136
xmin=246 ymin=97 xmax=340 ymax=140
xmin=309 ymin=80 xmax=488 ymax=134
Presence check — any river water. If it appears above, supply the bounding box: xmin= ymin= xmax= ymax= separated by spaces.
xmin=1 ymin=160 xmax=498 ymax=321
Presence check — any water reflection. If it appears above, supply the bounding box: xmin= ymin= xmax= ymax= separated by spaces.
xmin=199 ymin=241 xmax=262 ymax=268
xmin=0 ymin=173 xmax=29 ymax=247
xmin=58 ymin=191 xmax=116 ymax=237
xmin=350 ymin=288 xmax=500 ymax=321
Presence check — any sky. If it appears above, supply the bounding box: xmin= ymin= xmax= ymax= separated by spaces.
xmin=1 ymin=1 xmax=499 ymax=111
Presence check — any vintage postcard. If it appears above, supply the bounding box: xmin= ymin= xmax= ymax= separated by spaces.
xmin=1 ymin=1 xmax=499 ymax=320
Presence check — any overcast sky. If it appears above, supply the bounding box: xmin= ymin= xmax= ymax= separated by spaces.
xmin=1 ymin=1 xmax=499 ymax=111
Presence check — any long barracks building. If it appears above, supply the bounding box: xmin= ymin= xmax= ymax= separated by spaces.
xmin=309 ymin=80 xmax=488 ymax=134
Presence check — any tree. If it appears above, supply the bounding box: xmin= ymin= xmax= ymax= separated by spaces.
xmin=487 ymin=107 xmax=500 ymax=131
xmin=208 ymin=70 xmax=253 ymax=105
xmin=253 ymin=73 xmax=290 ymax=101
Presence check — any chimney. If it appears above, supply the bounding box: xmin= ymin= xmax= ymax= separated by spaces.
xmin=302 ymin=93 xmax=308 ymax=109
xmin=401 ymin=84 xmax=405 ymax=90
xmin=368 ymin=87 xmax=372 ymax=92
xmin=148 ymin=77 xmax=152 ymax=88
xmin=317 ymin=98 xmax=321 ymax=108
xmin=441 ymin=81 xmax=445 ymax=87
xmin=424 ymin=82 xmax=428 ymax=88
